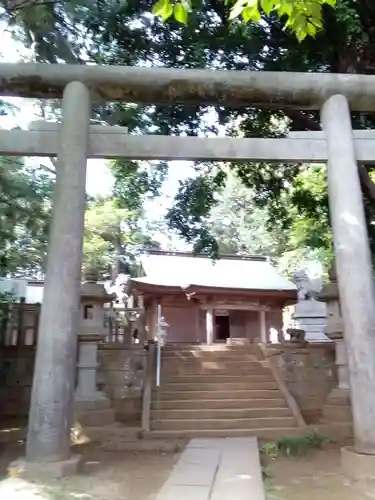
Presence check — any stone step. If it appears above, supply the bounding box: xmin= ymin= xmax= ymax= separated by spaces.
xmin=74 ymin=408 xmax=115 ymax=427
xmin=152 ymin=398 xmax=288 ymax=410
xmin=166 ymin=374 xmax=274 ymax=384
xmin=151 ymin=407 xmax=292 ymax=420
xmin=161 ymin=361 xmax=268 ymax=375
xmin=162 ymin=381 xmax=278 ymax=391
xmin=83 ymin=425 xmax=186 ymax=451
xmin=151 ymin=416 xmax=296 ymax=431
xmin=162 ymin=346 xmax=262 ymax=355
xmin=148 ymin=427 xmax=303 ymax=440
xmin=74 ymin=398 xmax=111 ymax=411
xmin=162 ymin=353 xmax=262 ymax=361
xmin=154 ymin=389 xmax=282 ymax=401
xmin=163 ymin=344 xmax=260 ymax=351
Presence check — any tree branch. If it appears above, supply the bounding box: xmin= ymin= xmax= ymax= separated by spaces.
xmin=285 ymin=109 xmax=375 ymax=206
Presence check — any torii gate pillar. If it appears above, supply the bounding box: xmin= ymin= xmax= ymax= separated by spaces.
xmin=322 ymin=94 xmax=375 ymax=456
xmin=24 ymin=81 xmax=90 ymax=470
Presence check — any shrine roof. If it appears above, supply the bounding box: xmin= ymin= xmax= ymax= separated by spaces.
xmin=131 ymin=251 xmax=297 ymax=293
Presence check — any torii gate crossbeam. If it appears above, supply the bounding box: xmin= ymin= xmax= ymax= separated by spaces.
xmin=2 ymin=126 xmax=375 ymax=162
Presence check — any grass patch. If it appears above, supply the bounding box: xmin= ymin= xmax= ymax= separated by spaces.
xmin=261 ymin=430 xmax=327 ymax=458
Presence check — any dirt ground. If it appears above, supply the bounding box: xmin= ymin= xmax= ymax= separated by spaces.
xmin=265 ymin=446 xmax=375 ymax=500
xmin=0 ymin=443 xmax=179 ymax=500
xmin=3 ymin=441 xmax=375 ymax=500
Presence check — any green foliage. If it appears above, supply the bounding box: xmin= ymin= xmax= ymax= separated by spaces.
xmin=83 ymin=197 xmax=160 ymax=278
xmin=207 ymin=169 xmax=294 ymax=258
xmin=261 ymin=430 xmax=327 ymax=458
xmin=4 ymin=0 xmax=375 ymax=271
xmin=167 ymin=167 xmax=226 ymax=256
xmin=168 ymin=166 xmax=331 ymax=272
xmin=0 ymin=157 xmax=53 ymax=277
xmin=152 ymin=0 xmax=337 ymax=41
xmin=110 ymin=159 xmax=168 ymax=213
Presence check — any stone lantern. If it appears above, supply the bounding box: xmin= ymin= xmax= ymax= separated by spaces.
xmin=75 ymin=268 xmax=114 ymax=404
xmin=316 ymin=261 xmax=349 ymax=395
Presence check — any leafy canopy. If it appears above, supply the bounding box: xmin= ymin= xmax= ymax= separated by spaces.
xmin=0 ymin=157 xmax=53 ymax=277
xmin=83 ymin=197 xmax=159 ymax=278
xmin=152 ymin=0 xmax=337 ymax=41
xmin=3 ymin=0 xmax=373 ymax=271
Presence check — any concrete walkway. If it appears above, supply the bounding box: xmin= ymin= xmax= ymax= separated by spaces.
xmin=156 ymin=437 xmax=265 ymax=500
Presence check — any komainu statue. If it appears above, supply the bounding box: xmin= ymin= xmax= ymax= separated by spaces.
xmin=292 ymin=269 xmax=322 ymax=301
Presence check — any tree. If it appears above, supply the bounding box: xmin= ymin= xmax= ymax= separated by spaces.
xmin=4 ymin=0 xmax=375 ymax=266
xmin=169 ymin=166 xmax=331 ymax=273
xmin=0 ymin=156 xmax=53 ymax=276
xmin=1 ymin=0 xmax=337 ymax=44
xmin=83 ymin=197 xmax=159 ymax=278
xmin=206 ymin=169 xmax=292 ymax=257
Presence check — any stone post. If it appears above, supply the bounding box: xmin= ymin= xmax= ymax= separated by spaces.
xmin=206 ymin=308 xmax=214 ymax=345
xmin=26 ymin=82 xmax=90 ymax=467
xmin=321 ymin=94 xmax=375 ymax=454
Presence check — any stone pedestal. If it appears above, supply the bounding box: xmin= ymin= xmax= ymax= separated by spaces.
xmin=292 ymin=300 xmax=328 ymax=343
xmin=341 ymin=446 xmax=375 ymax=479
xmin=10 ymin=455 xmax=82 ymax=480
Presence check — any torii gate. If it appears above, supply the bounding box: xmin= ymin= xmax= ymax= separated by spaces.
xmin=1 ymin=64 xmax=375 ymax=471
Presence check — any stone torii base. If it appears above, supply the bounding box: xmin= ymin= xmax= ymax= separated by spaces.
xmin=9 ymin=455 xmax=82 ymax=480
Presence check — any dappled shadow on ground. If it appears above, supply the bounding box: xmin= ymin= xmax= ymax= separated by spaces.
xmin=0 ymin=441 xmax=24 ymax=479
xmin=0 ymin=442 xmax=179 ymax=500
xmin=265 ymin=446 xmax=375 ymax=500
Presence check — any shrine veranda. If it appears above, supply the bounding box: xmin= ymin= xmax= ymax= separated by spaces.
xmin=1 ymin=63 xmax=375 ymax=465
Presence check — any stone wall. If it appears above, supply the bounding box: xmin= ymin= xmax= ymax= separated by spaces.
xmin=0 ymin=344 xmax=147 ymax=425
xmin=0 ymin=342 xmax=338 ymax=427
xmin=266 ymin=343 xmax=337 ymax=424
xmin=98 ymin=345 xmax=147 ymax=425
xmin=0 ymin=347 xmax=35 ymax=421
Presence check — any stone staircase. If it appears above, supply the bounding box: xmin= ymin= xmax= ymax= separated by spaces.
xmin=150 ymin=344 xmax=303 ymax=439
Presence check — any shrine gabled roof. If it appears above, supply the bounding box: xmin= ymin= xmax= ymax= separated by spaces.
xmin=130 ymin=251 xmax=297 ymax=293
